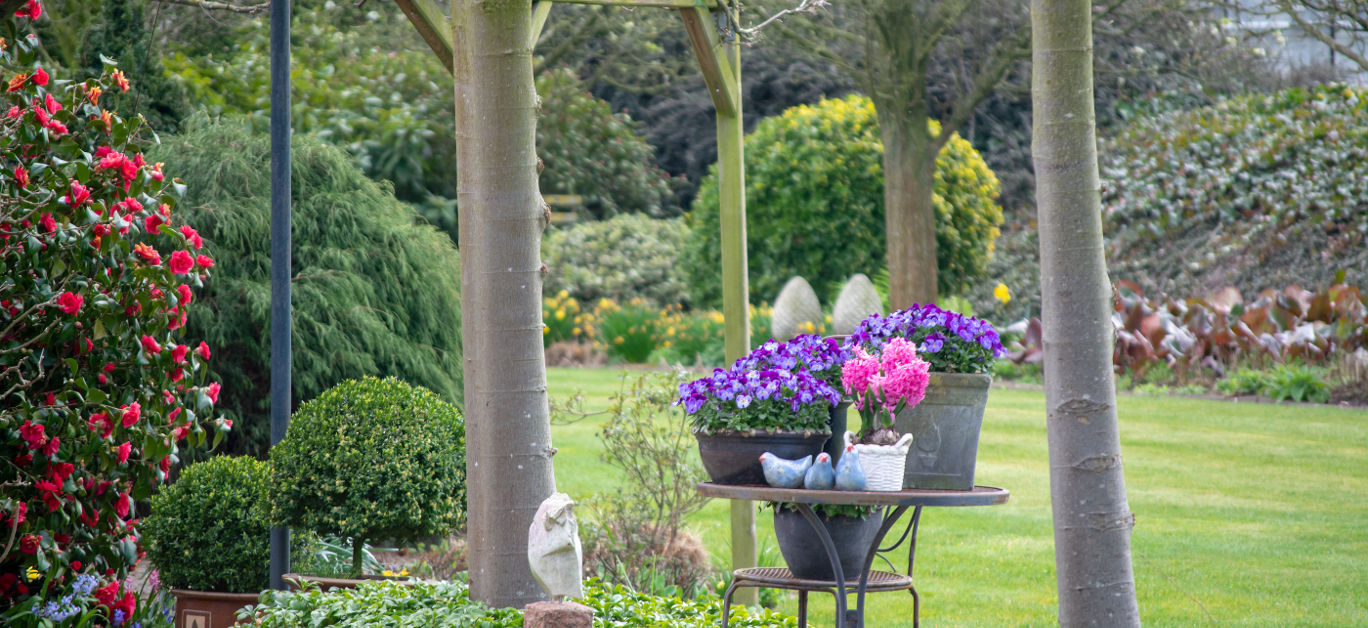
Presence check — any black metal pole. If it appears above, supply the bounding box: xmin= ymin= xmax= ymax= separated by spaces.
xmin=268 ymin=0 xmax=292 ymax=592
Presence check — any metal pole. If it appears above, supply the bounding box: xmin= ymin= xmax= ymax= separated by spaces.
xmin=268 ymin=0 xmax=292 ymax=592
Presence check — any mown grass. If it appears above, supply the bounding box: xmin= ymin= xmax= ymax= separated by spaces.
xmin=546 ymin=367 xmax=1368 ymax=627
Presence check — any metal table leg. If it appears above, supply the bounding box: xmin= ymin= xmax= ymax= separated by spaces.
xmin=794 ymin=503 xmax=848 ymax=628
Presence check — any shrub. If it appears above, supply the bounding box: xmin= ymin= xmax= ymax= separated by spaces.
xmin=543 ymin=290 xmax=591 ymax=347
xmin=269 ymin=377 xmax=466 ymax=577
xmin=569 ymin=372 xmax=713 ymax=598
xmin=543 ymin=214 xmax=691 ymax=308
xmin=537 ymin=69 xmax=680 ymax=219
xmin=595 ymin=298 xmax=662 ymax=363
xmin=1101 ymin=86 xmax=1368 ymax=295
xmin=150 ymin=116 xmax=464 ymax=457
xmin=684 ymin=94 xmax=1003 ymax=308
xmin=143 ymin=456 xmax=316 ymax=593
xmin=1 ymin=18 xmax=221 ymax=621
xmin=654 ymin=306 xmax=727 ymax=366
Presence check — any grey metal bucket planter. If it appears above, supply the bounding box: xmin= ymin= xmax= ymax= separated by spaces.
xmin=894 ymin=372 xmax=991 ymax=490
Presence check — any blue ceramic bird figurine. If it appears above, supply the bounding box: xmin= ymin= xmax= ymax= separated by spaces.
xmin=834 ymin=445 xmax=867 ymax=491
xmin=759 ymin=452 xmax=813 ymax=489
xmin=803 ymin=452 xmax=835 ymax=490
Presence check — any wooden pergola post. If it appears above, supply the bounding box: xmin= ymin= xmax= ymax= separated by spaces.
xmin=394 ymin=0 xmax=756 ymax=602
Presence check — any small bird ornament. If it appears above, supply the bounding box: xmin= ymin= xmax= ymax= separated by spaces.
xmin=759 ymin=452 xmax=813 ymax=488
xmin=803 ymin=452 xmax=835 ymax=490
xmin=834 ymin=445 xmax=867 ymax=491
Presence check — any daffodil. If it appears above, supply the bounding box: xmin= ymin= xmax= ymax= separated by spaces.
xmin=994 ymin=282 xmax=1011 ymax=304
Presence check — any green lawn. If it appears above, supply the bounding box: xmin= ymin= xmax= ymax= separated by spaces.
xmin=546 ymin=367 xmax=1368 ymax=627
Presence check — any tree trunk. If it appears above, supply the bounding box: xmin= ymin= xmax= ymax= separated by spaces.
xmin=453 ymin=0 xmax=556 ymax=609
xmin=877 ymin=114 xmax=938 ymax=309
xmin=866 ymin=1 xmax=938 ymax=309
xmin=1030 ymin=0 xmax=1141 ymax=625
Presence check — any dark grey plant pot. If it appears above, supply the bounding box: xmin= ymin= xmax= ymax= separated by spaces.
xmin=894 ymin=372 xmax=992 ymax=490
xmin=694 ymin=430 xmax=830 ymax=485
xmin=773 ymin=508 xmax=882 ymax=581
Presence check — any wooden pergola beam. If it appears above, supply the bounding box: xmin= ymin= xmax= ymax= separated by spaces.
xmin=394 ymin=0 xmax=454 ymax=75
xmin=679 ymin=6 xmax=739 ymax=118
xmin=530 ymin=1 xmax=554 ymax=49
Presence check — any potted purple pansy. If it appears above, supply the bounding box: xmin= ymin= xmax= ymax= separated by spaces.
xmin=731 ymin=334 xmax=854 ymax=459
xmin=677 ymin=336 xmax=843 ymax=485
xmin=844 ymin=304 xmax=1007 ymax=490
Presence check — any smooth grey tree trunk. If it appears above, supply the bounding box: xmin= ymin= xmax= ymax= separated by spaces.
xmin=1030 ymin=0 xmax=1141 ymax=625
xmin=453 ymin=0 xmax=556 ymax=609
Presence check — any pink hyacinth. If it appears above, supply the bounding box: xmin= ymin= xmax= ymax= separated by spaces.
xmin=881 ymin=358 xmax=930 ymax=411
xmin=841 ymin=347 xmax=881 ymax=408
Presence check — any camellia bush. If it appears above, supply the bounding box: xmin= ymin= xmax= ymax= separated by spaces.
xmin=269 ymin=377 xmax=465 ymax=577
xmin=1 ymin=7 xmax=221 ymax=625
xmin=684 ymin=94 xmax=1003 ymax=308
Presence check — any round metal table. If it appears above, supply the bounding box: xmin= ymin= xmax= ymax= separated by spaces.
xmin=697 ymin=483 xmax=1010 ymax=628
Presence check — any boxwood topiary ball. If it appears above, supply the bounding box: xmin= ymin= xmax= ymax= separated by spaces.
xmin=143 ymin=456 xmax=315 ymax=592
xmin=269 ymin=377 xmax=467 ymax=547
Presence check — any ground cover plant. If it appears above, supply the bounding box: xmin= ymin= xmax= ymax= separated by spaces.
xmin=1 ymin=12 xmax=222 ymax=624
xmin=547 ymin=367 xmax=1368 ymax=626
xmin=1101 ymin=85 xmax=1368 ymax=295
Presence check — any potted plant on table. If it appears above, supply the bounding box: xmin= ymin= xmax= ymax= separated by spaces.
xmin=142 ymin=456 xmax=318 ymax=628
xmin=845 ymin=304 xmax=1005 ymax=489
xmin=731 ymin=334 xmax=854 ymax=460
xmin=676 ymin=339 xmax=842 ymax=485
xmin=268 ymin=377 xmax=467 ymax=585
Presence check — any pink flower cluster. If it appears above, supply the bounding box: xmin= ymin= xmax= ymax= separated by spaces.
xmin=841 ymin=337 xmax=931 ymax=428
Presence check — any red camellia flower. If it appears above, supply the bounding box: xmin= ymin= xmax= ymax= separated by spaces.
xmin=172 ymin=426 xmax=189 ymax=441
xmin=171 ymin=344 xmax=188 ymax=364
xmin=43 ymin=92 xmax=60 ymax=114
xmin=13 ymin=165 xmax=28 ymax=188
xmin=56 ymin=291 xmax=82 ymax=315
xmin=31 ymin=66 xmax=48 ymax=86
xmin=14 ymin=1 xmax=42 ymax=20
xmin=35 ymin=479 xmax=63 ymax=511
xmin=41 ymin=436 xmax=59 ymax=457
xmin=65 ymin=180 xmax=90 ymax=208
xmin=19 ymin=535 xmax=40 ymax=555
xmin=196 ymin=341 xmax=211 ymax=360
xmin=6 ymin=73 xmax=26 ymax=92
xmin=94 ymin=581 xmax=118 ymax=608
xmin=179 ymin=225 xmax=203 ymax=249
xmin=116 ymin=441 xmax=131 ymax=464
xmin=115 ymin=492 xmax=130 ymax=518
xmin=111 ymin=69 xmax=129 ymax=92
xmin=119 ymin=402 xmax=140 ymax=428
xmin=133 ymin=242 xmax=161 ymax=266
xmin=19 ymin=421 xmax=45 ymax=450
xmin=39 ymin=212 xmax=55 ymax=233
xmin=88 ymin=412 xmax=114 ymax=439
xmin=139 ymin=334 xmax=161 ymax=355
xmin=168 ymin=250 xmax=194 ymax=274
xmin=169 ymin=367 xmax=183 ymax=382
xmin=195 ymin=254 xmax=215 ymax=269
xmin=176 ymin=284 xmax=193 ymax=305
xmin=144 ymin=214 xmax=163 ymax=233
xmin=206 ymin=382 xmax=221 ymax=404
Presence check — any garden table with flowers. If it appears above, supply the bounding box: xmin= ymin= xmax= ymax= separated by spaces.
xmin=698 ymin=482 xmax=1009 ymax=628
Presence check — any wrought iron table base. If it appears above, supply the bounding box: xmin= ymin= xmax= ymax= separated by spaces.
xmin=721 ymin=505 xmax=925 ymax=628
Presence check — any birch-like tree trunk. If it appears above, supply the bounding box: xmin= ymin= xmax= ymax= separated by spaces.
xmin=1030 ymin=0 xmax=1141 ymax=624
xmin=452 ymin=0 xmax=556 ymax=609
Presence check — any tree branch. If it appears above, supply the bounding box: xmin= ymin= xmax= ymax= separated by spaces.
xmin=936 ymin=23 xmax=1031 ymax=151
xmin=1279 ymin=0 xmax=1368 ymax=72
xmin=739 ymin=0 xmax=829 ymax=38
xmin=151 ymin=0 xmax=269 ymax=14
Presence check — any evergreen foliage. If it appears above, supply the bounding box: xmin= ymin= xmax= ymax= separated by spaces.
xmin=143 ymin=456 xmax=318 ymax=592
xmin=149 ymin=115 xmax=464 ymax=456
xmin=684 ymin=95 xmax=1003 ymax=308
xmin=79 ymin=0 xmax=191 ymax=132
xmin=269 ymin=377 xmax=467 ymax=577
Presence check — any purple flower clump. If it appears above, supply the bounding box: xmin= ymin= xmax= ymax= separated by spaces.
xmin=675 ymin=365 xmax=841 ymax=433
xmin=730 ymin=334 xmax=853 ymax=388
xmin=845 ymin=304 xmax=1006 ymax=374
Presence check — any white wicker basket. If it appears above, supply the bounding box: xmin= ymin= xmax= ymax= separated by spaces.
xmin=846 ymin=431 xmax=914 ymax=492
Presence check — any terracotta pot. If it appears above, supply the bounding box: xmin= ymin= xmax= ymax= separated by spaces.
xmin=694 ymin=430 xmax=829 ymax=485
xmin=171 ymin=589 xmax=259 ymax=628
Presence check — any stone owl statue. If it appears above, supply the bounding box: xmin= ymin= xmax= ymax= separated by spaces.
xmin=527 ymin=492 xmax=583 ymax=600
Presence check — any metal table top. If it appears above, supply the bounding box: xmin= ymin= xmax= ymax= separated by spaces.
xmin=696 ymin=482 xmax=1010 ymax=507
